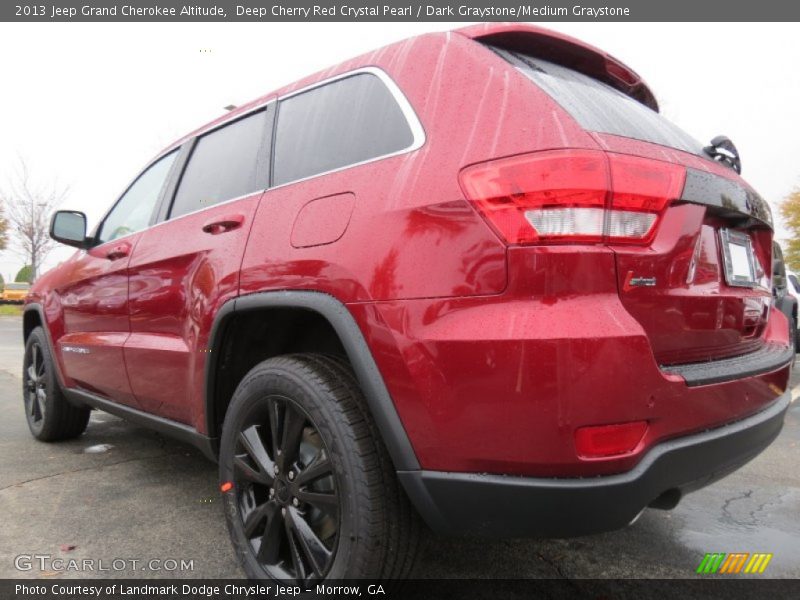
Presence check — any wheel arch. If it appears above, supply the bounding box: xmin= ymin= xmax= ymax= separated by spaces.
xmin=205 ymin=291 xmax=420 ymax=471
xmin=23 ymin=303 xmax=43 ymax=342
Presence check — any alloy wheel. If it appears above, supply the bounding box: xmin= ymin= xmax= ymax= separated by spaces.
xmin=24 ymin=342 xmax=47 ymax=431
xmin=232 ymin=395 xmax=339 ymax=582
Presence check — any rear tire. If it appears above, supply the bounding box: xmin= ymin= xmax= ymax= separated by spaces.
xmin=219 ymin=353 xmax=420 ymax=581
xmin=23 ymin=327 xmax=90 ymax=441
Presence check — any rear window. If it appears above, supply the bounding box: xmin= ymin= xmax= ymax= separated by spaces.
xmin=489 ymin=45 xmax=703 ymax=155
xmin=5 ymin=283 xmax=29 ymax=290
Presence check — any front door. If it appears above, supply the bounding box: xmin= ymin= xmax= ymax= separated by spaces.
xmin=56 ymin=151 xmax=179 ymax=406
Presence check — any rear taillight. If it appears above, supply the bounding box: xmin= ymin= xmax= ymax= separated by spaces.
xmin=459 ymin=150 xmax=686 ymax=245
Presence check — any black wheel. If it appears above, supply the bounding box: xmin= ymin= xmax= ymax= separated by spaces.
xmin=219 ymin=354 xmax=420 ymax=582
xmin=23 ymin=327 xmax=90 ymax=441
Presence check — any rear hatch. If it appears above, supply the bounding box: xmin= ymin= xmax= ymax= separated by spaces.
xmin=485 ymin=41 xmax=774 ymax=366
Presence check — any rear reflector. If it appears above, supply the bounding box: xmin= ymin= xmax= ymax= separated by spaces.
xmin=574 ymin=421 xmax=648 ymax=458
xmin=459 ymin=150 xmax=685 ymax=245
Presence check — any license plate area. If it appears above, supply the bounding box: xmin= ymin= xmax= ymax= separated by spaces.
xmin=719 ymin=228 xmax=757 ymax=288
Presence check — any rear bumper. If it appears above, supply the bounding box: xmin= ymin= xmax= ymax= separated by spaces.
xmin=398 ymin=390 xmax=790 ymax=538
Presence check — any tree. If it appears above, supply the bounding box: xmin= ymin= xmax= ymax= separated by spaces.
xmin=0 ymin=159 xmax=67 ymax=282
xmin=15 ymin=265 xmax=32 ymax=283
xmin=0 ymin=200 xmax=8 ymax=251
xmin=780 ymin=187 xmax=800 ymax=272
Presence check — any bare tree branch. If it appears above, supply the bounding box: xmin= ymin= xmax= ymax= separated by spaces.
xmin=0 ymin=157 xmax=68 ymax=281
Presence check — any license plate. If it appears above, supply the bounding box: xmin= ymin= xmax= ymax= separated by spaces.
xmin=719 ymin=228 xmax=757 ymax=287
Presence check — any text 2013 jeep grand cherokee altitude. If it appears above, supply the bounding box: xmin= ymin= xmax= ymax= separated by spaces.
xmin=24 ymin=24 xmax=792 ymax=581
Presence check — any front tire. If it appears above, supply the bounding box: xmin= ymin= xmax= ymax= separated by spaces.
xmin=219 ymin=354 xmax=420 ymax=582
xmin=23 ymin=327 xmax=90 ymax=441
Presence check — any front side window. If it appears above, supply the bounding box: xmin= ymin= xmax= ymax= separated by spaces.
xmin=97 ymin=151 xmax=177 ymax=244
xmin=169 ymin=109 xmax=269 ymax=219
xmin=273 ymin=73 xmax=415 ymax=186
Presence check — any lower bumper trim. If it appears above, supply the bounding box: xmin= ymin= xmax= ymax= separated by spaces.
xmin=398 ymin=390 xmax=790 ymax=538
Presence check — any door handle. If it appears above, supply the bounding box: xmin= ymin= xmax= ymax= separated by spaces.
xmin=202 ymin=214 xmax=245 ymax=235
xmin=105 ymin=244 xmax=130 ymax=261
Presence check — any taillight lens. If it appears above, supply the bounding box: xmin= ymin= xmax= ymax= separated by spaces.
xmin=459 ymin=150 xmax=686 ymax=245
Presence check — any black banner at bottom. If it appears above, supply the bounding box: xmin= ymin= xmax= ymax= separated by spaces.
xmin=5 ymin=579 xmax=800 ymax=600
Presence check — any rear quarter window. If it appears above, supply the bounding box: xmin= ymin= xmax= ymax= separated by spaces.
xmin=272 ymin=73 xmax=416 ymax=186
xmin=488 ymin=45 xmax=703 ymax=155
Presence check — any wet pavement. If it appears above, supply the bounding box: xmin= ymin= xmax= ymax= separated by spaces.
xmin=0 ymin=315 xmax=798 ymax=579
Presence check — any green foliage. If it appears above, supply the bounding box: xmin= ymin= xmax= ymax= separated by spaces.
xmin=15 ymin=265 xmax=32 ymax=283
xmin=780 ymin=188 xmax=800 ymax=273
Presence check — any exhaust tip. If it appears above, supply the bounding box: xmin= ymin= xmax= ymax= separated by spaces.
xmin=649 ymin=488 xmax=682 ymax=510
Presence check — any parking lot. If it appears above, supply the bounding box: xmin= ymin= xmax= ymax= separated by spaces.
xmin=0 ymin=314 xmax=798 ymax=579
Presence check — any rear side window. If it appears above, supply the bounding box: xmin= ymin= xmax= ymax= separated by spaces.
xmin=273 ymin=73 xmax=415 ymax=186
xmin=489 ymin=46 xmax=703 ymax=155
xmin=170 ymin=109 xmax=269 ymax=218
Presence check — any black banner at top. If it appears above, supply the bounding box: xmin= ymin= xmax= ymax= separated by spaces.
xmin=3 ymin=0 xmax=800 ymax=22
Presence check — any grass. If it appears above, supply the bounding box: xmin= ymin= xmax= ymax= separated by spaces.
xmin=0 ymin=304 xmax=23 ymax=316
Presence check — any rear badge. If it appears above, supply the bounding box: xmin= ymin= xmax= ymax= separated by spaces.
xmin=624 ymin=272 xmax=657 ymax=290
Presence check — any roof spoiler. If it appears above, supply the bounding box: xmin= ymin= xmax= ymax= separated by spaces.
xmin=455 ymin=23 xmax=659 ymax=112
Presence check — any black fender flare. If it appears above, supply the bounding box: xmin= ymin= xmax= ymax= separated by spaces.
xmin=205 ymin=291 xmax=421 ymax=471
xmin=22 ymin=303 xmax=69 ymax=390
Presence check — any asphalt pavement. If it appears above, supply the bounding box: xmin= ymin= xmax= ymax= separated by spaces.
xmin=0 ymin=315 xmax=798 ymax=579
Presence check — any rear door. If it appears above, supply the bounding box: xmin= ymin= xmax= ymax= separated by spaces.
xmin=125 ymin=104 xmax=273 ymax=426
xmin=56 ymin=151 xmax=179 ymax=405
xmin=491 ymin=45 xmax=774 ymax=365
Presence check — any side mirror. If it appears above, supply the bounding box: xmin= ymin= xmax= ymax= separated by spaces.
xmin=704 ymin=135 xmax=741 ymax=174
xmin=50 ymin=210 xmax=89 ymax=248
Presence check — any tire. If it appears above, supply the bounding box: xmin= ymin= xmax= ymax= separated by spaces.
xmin=23 ymin=327 xmax=90 ymax=441
xmin=219 ymin=354 xmax=421 ymax=582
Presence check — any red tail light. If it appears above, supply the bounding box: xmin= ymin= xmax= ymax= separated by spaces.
xmin=574 ymin=421 xmax=648 ymax=458
xmin=459 ymin=150 xmax=686 ymax=245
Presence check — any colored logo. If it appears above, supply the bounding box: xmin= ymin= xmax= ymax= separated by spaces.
xmin=696 ymin=553 xmax=773 ymax=574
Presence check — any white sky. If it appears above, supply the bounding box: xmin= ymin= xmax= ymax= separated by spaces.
xmin=1 ymin=22 xmax=799 ymax=280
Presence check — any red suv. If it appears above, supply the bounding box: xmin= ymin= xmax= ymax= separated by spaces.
xmin=24 ymin=24 xmax=792 ymax=581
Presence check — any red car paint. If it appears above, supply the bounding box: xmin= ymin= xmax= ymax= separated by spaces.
xmin=29 ymin=23 xmax=790 ymax=484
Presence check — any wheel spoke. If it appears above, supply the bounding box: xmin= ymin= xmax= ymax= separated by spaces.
xmin=284 ymin=514 xmax=307 ymax=582
xmin=279 ymin=405 xmax=306 ymax=468
xmin=26 ymin=365 xmax=37 ymax=385
xmin=295 ymin=454 xmax=332 ymax=486
xmin=36 ymin=388 xmax=47 ymax=419
xmin=32 ymin=394 xmax=41 ymax=420
xmin=243 ymin=499 xmax=278 ymax=538
xmin=287 ymin=507 xmax=332 ymax=577
xmin=27 ymin=392 xmax=37 ymax=417
xmin=296 ymin=489 xmax=338 ymax=512
xmin=254 ymin=503 xmax=283 ymax=563
xmin=31 ymin=344 xmax=38 ymax=375
xmin=234 ymin=455 xmax=271 ymax=485
xmin=239 ymin=425 xmax=276 ymax=483
xmin=267 ymin=399 xmax=282 ymax=458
